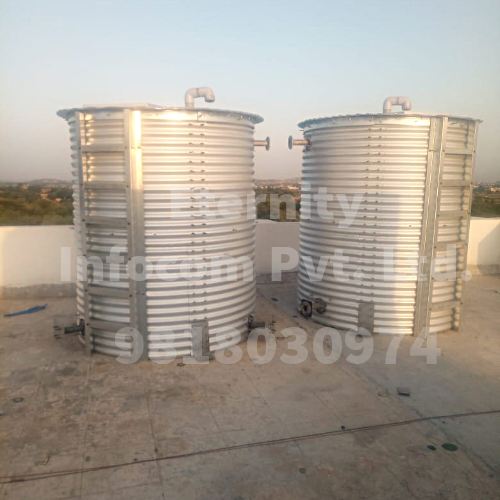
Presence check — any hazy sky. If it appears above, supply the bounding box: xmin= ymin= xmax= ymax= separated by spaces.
xmin=0 ymin=0 xmax=499 ymax=181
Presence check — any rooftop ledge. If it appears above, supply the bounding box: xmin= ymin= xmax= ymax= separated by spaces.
xmin=0 ymin=218 xmax=498 ymax=298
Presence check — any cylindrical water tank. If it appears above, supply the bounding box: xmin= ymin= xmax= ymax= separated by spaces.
xmin=290 ymin=98 xmax=480 ymax=336
xmin=58 ymin=89 xmax=268 ymax=359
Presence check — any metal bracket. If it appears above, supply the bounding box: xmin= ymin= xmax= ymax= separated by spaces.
xmin=192 ymin=320 xmax=210 ymax=362
xmin=358 ymin=302 xmax=375 ymax=334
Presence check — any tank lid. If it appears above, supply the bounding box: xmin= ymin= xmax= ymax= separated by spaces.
xmin=57 ymin=103 xmax=263 ymax=124
xmin=298 ymin=112 xmax=481 ymax=129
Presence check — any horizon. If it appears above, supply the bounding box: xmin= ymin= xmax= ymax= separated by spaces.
xmin=1 ymin=0 xmax=499 ymax=182
xmin=2 ymin=176 xmax=500 ymax=185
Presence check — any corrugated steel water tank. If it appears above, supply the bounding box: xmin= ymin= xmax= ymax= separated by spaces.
xmin=58 ymin=88 xmax=269 ymax=359
xmin=290 ymin=97 xmax=480 ymax=335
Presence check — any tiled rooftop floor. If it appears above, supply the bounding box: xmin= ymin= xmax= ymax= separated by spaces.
xmin=1 ymin=276 xmax=499 ymax=499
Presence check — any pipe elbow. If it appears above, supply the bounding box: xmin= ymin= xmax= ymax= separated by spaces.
xmin=383 ymin=96 xmax=412 ymax=114
xmin=185 ymin=87 xmax=216 ymax=109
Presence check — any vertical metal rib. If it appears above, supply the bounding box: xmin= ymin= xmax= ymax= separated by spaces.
xmin=414 ymin=117 xmax=448 ymax=336
xmin=124 ymin=110 xmax=148 ymax=359
xmin=74 ymin=112 xmax=92 ymax=355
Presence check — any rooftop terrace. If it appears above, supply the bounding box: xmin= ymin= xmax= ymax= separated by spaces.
xmin=0 ymin=222 xmax=499 ymax=499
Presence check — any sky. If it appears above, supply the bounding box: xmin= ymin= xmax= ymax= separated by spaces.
xmin=0 ymin=0 xmax=499 ymax=182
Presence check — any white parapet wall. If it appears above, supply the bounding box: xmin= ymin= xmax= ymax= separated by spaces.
xmin=467 ymin=218 xmax=500 ymax=275
xmin=0 ymin=226 xmax=77 ymax=298
xmin=255 ymin=220 xmax=300 ymax=279
xmin=0 ymin=218 xmax=498 ymax=297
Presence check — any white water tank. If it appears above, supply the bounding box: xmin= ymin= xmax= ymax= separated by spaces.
xmin=289 ymin=97 xmax=480 ymax=335
xmin=58 ymin=89 xmax=269 ymax=359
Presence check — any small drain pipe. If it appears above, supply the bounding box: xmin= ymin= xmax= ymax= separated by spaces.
xmin=248 ymin=315 xmax=266 ymax=330
xmin=63 ymin=319 xmax=85 ymax=335
xmin=185 ymin=87 xmax=216 ymax=109
xmin=254 ymin=137 xmax=271 ymax=150
xmin=288 ymin=136 xmax=310 ymax=149
xmin=383 ymin=96 xmax=412 ymax=114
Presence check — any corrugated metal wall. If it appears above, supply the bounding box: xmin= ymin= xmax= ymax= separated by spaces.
xmin=296 ymin=114 xmax=478 ymax=335
xmin=65 ymin=107 xmax=260 ymax=358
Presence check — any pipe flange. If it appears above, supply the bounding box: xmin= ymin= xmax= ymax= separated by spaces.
xmin=298 ymin=300 xmax=313 ymax=318
xmin=314 ymin=298 xmax=327 ymax=314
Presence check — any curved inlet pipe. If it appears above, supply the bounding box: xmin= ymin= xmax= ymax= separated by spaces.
xmin=185 ymin=87 xmax=216 ymax=109
xmin=383 ymin=96 xmax=412 ymax=114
